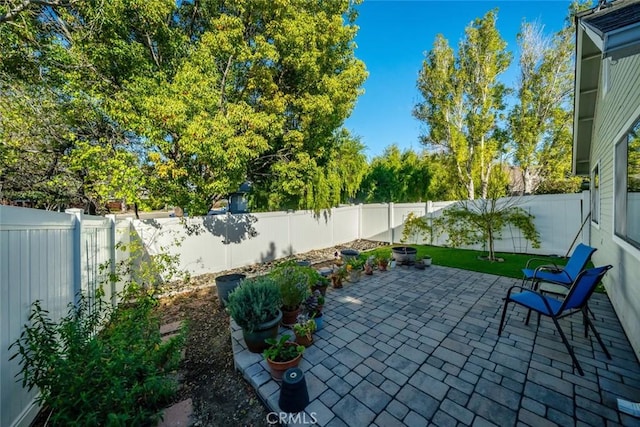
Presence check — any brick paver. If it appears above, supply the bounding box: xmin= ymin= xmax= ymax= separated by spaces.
xmin=231 ymin=265 xmax=640 ymax=426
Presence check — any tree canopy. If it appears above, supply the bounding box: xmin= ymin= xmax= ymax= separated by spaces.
xmin=0 ymin=0 xmax=367 ymax=214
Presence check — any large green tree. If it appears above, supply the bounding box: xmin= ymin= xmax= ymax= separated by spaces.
xmin=358 ymin=145 xmax=434 ymax=203
xmin=0 ymin=0 xmax=367 ymax=214
xmin=414 ymin=10 xmax=511 ymax=200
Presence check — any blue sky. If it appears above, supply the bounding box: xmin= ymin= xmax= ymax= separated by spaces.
xmin=344 ymin=0 xmax=577 ymax=158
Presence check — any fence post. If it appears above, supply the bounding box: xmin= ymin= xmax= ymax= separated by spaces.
xmin=426 ymin=201 xmax=433 ymax=245
xmin=388 ymin=202 xmax=395 ymax=244
xmin=65 ymin=208 xmax=83 ymax=304
xmin=358 ymin=203 xmax=363 ymax=240
xmin=105 ymin=214 xmax=117 ymax=307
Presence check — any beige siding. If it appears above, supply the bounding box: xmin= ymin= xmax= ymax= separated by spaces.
xmin=590 ymin=53 xmax=640 ymax=360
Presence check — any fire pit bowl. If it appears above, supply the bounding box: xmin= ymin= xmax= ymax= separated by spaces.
xmin=391 ymin=246 xmax=417 ymax=265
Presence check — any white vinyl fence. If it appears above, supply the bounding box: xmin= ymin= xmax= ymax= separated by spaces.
xmin=1 ymin=192 xmax=590 ymax=426
xmin=0 ymin=206 xmax=126 ymax=427
xmin=133 ymin=192 xmax=590 ymax=277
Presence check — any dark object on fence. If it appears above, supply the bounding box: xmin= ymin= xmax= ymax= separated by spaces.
xmin=229 ymin=181 xmax=252 ymax=214
xmin=279 ymin=368 xmax=309 ymax=413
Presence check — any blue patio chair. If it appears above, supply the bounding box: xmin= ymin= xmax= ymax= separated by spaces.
xmin=498 ymin=265 xmax=613 ymax=376
xmin=522 ymin=243 xmax=597 ymax=290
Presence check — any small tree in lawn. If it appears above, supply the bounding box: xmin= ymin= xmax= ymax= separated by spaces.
xmin=435 ymin=169 xmax=540 ymax=261
xmin=401 ymin=212 xmax=435 ymax=245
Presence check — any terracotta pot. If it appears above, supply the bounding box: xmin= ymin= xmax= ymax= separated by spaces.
xmin=281 ymin=307 xmax=301 ymax=327
xmin=295 ymin=334 xmax=313 ymax=347
xmin=364 ymin=264 xmax=373 ymax=275
xmin=378 ymin=262 xmax=388 ymax=271
xmin=266 ymin=347 xmax=303 ymax=381
xmin=242 ymin=310 xmax=282 ymax=353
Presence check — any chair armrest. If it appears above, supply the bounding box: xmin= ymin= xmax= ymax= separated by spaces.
xmin=533 ymin=265 xmax=572 ymax=282
xmin=525 ymin=257 xmax=562 ymax=270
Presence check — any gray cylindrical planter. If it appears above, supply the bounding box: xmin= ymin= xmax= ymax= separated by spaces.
xmin=216 ymin=273 xmax=246 ymax=307
xmin=391 ymin=246 xmax=417 ymax=265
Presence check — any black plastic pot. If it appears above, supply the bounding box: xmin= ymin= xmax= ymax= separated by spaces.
xmin=216 ymin=273 xmax=246 ymax=307
xmin=243 ymin=310 xmax=283 ymax=353
xmin=340 ymin=249 xmax=360 ymax=262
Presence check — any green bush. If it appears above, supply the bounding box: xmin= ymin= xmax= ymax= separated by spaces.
xmin=10 ymin=287 xmax=185 ymax=426
xmin=269 ymin=262 xmax=311 ymax=311
xmin=227 ymin=276 xmax=282 ymax=332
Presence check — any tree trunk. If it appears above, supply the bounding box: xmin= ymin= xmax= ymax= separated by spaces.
xmin=467 ymin=179 xmax=475 ymax=200
xmin=487 ymin=228 xmax=495 ymax=261
xmin=523 ymin=168 xmax=535 ymax=195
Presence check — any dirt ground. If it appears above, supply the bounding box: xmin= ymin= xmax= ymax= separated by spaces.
xmin=157 ymin=240 xmax=385 ymax=426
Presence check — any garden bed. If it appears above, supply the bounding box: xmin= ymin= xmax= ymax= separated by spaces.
xmin=156 ymin=239 xmax=384 ymax=424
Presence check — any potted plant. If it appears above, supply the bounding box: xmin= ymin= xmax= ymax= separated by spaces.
xmin=263 ymin=335 xmax=305 ymax=381
xmin=303 ymin=290 xmax=325 ymax=330
xmin=270 ymin=262 xmax=311 ymax=327
xmin=293 ymin=315 xmax=316 ymax=347
xmin=424 ymin=255 xmax=432 ymax=267
xmin=364 ymin=256 xmax=375 ymax=275
xmin=304 ymin=290 xmax=324 ymax=314
xmin=311 ymin=274 xmax=330 ymax=296
xmin=376 ymin=255 xmax=389 ymax=271
xmin=330 ymin=266 xmax=347 ymax=288
xmin=311 ymin=311 xmax=324 ymax=330
xmin=227 ymin=276 xmax=282 ymax=353
xmin=298 ymin=265 xmax=329 ymax=296
xmin=346 ymin=257 xmax=365 ymax=282
xmin=415 ymin=256 xmax=426 ymax=270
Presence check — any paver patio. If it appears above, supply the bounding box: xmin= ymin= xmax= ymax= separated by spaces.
xmin=231 ymin=265 xmax=640 ymax=426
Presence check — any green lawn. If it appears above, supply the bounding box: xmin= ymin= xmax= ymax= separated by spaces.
xmin=360 ymin=244 xmax=570 ymax=280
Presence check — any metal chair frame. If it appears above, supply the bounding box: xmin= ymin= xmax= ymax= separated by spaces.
xmin=499 ymin=265 xmax=613 ymax=376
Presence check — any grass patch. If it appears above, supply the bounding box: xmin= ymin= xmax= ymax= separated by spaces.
xmin=361 ymin=244 xmax=570 ymax=280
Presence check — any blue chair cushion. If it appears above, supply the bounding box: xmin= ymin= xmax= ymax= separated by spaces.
xmin=510 ymin=290 xmax=563 ymax=316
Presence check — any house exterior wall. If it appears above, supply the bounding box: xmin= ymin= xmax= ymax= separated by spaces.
xmin=590 ymin=52 xmax=640 ymax=360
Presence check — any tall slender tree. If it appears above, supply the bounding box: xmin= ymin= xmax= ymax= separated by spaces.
xmin=415 ymin=10 xmax=511 ymax=200
xmin=508 ymin=20 xmax=574 ymax=194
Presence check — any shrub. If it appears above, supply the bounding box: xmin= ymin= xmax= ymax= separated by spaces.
xmin=269 ymin=262 xmax=311 ymax=311
xmin=226 ymin=276 xmax=282 ymax=332
xmin=10 ymin=287 xmax=185 ymax=426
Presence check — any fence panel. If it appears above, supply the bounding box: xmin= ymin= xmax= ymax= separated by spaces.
xmin=0 ymin=207 xmax=116 ymax=427
xmin=331 ymin=206 xmax=360 ymax=246
xmin=361 ymin=204 xmax=392 ymax=242
xmin=384 ymin=195 xmax=586 ymax=256
xmin=1 ymin=207 xmax=75 ymax=427
xmin=132 ymin=206 xmax=363 ymax=277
